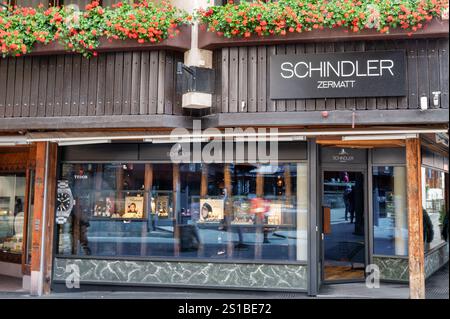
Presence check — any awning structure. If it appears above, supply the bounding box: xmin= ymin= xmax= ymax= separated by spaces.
xmin=0 ymin=127 xmax=448 ymax=146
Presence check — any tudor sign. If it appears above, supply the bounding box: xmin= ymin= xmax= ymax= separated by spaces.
xmin=270 ymin=50 xmax=406 ymax=99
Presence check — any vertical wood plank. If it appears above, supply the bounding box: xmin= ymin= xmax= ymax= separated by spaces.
xmin=0 ymin=58 xmax=8 ymax=117
xmin=104 ymin=53 xmax=115 ymax=115
xmin=173 ymin=53 xmax=183 ymax=115
xmin=248 ymin=47 xmax=257 ymax=113
xmin=407 ymin=40 xmax=419 ymax=109
xmin=266 ymin=45 xmax=276 ymax=112
xmin=238 ymin=47 xmax=248 ymax=113
xmin=229 ymin=47 xmax=239 ymax=113
xmin=113 ymin=52 xmax=124 ymax=115
xmin=164 ymin=51 xmax=174 ymax=115
xmin=37 ymin=56 xmax=48 ymax=117
xmin=149 ymin=51 xmax=159 ymax=114
xmin=21 ymin=58 xmax=32 ymax=117
xmin=70 ymin=55 xmax=81 ymax=116
xmin=13 ymin=57 xmax=24 ymax=117
xmin=95 ymin=54 xmax=106 ymax=116
xmin=213 ymin=50 xmax=222 ymax=114
xmin=406 ymin=138 xmax=425 ymax=299
xmin=417 ymin=40 xmax=429 ymax=110
xmin=53 ymin=56 xmax=65 ymax=117
xmin=396 ymin=40 xmax=408 ymax=109
xmin=157 ymin=51 xmax=166 ymax=114
xmin=87 ymin=56 xmax=98 ymax=116
xmin=0 ymin=60 xmax=7 ymax=115
xmin=221 ymin=48 xmax=229 ymax=113
xmin=130 ymin=52 xmax=141 ymax=115
xmin=44 ymin=56 xmax=56 ymax=117
xmin=438 ymin=38 xmax=449 ymax=109
xmin=121 ymin=52 xmax=133 ymax=115
xmin=427 ymin=39 xmax=440 ymax=109
xmin=78 ymin=56 xmax=90 ymax=116
xmin=5 ymin=58 xmax=16 ymax=117
xmin=257 ymin=46 xmax=267 ymax=112
xmin=30 ymin=57 xmax=40 ymax=117
xmin=139 ymin=51 xmax=150 ymax=115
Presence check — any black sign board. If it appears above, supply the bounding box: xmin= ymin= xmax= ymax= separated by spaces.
xmin=270 ymin=50 xmax=406 ymax=99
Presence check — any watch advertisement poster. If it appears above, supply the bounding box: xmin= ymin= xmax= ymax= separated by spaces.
xmin=199 ymin=199 xmax=224 ymax=222
xmin=118 ymin=196 xmax=144 ymax=219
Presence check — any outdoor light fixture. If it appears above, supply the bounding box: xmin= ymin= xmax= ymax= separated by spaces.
xmin=420 ymin=96 xmax=429 ymax=111
xmin=432 ymin=91 xmax=441 ymax=107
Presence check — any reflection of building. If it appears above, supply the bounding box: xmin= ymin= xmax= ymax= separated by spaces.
xmin=0 ymin=0 xmax=448 ymax=299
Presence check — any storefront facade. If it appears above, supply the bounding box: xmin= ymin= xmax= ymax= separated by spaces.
xmin=0 ymin=0 xmax=448 ymax=298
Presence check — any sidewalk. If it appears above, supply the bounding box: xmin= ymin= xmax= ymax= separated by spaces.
xmin=0 ymin=263 xmax=448 ymax=299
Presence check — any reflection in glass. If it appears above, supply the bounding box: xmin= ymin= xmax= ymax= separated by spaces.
xmin=422 ymin=167 xmax=447 ymax=251
xmin=323 ymin=171 xmax=365 ymax=281
xmin=0 ymin=174 xmax=26 ymax=256
xmin=373 ymin=166 xmax=407 ymax=256
xmin=56 ymin=162 xmax=308 ymax=262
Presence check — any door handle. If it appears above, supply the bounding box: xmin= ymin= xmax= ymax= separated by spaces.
xmin=321 ymin=233 xmax=324 ymax=240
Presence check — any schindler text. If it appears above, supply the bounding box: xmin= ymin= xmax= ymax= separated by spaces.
xmin=280 ymin=60 xmax=395 ymax=79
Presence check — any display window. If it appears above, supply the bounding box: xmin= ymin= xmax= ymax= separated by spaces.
xmin=56 ymin=162 xmax=308 ymax=262
xmin=422 ymin=167 xmax=448 ymax=251
xmin=0 ymin=173 xmax=26 ymax=261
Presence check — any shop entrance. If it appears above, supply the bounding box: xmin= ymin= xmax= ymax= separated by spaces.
xmin=321 ymin=170 xmax=366 ymax=282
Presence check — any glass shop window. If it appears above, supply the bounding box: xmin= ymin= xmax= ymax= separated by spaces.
xmin=0 ymin=173 xmax=26 ymax=258
xmin=372 ymin=166 xmax=408 ymax=256
xmin=56 ymin=162 xmax=308 ymax=262
xmin=422 ymin=167 xmax=448 ymax=251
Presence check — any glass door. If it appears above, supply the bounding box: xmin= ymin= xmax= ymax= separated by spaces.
xmin=322 ymin=170 xmax=366 ymax=282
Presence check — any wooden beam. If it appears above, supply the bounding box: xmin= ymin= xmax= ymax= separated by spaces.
xmin=406 ymin=138 xmax=425 ymax=299
xmin=30 ymin=142 xmax=57 ymax=296
xmin=200 ymin=164 xmax=208 ymax=197
xmin=43 ymin=143 xmax=57 ymax=295
xmin=316 ymin=139 xmax=406 ymax=147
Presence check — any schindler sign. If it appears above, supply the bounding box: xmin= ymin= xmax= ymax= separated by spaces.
xmin=270 ymin=50 xmax=406 ymax=99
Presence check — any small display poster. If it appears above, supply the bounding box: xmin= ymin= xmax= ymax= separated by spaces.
xmin=93 ymin=197 xmax=114 ymax=218
xmin=119 ymin=196 xmax=144 ymax=219
xmin=199 ymin=199 xmax=224 ymax=222
xmin=267 ymin=202 xmax=283 ymax=225
xmin=155 ymin=196 xmax=170 ymax=218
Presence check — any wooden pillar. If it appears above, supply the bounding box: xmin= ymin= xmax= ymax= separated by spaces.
xmin=173 ymin=164 xmax=180 ymax=256
xmin=406 ymin=138 xmax=425 ymax=299
xmin=200 ymin=164 xmax=208 ymax=197
xmin=141 ymin=164 xmax=153 ymax=256
xmin=223 ymin=164 xmax=234 ymax=258
xmin=30 ymin=142 xmax=57 ymax=296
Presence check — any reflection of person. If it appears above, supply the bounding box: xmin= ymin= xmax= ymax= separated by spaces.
xmin=14 ymin=198 xmax=23 ymax=216
xmin=343 ymin=186 xmax=355 ymax=223
xmin=423 ymin=208 xmax=434 ymax=244
xmin=442 ymin=212 xmax=448 ymax=242
xmin=343 ymin=172 xmax=350 ymax=183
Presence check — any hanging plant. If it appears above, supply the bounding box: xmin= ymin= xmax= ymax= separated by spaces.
xmin=197 ymin=0 xmax=448 ymax=38
xmin=0 ymin=0 xmax=189 ymax=58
